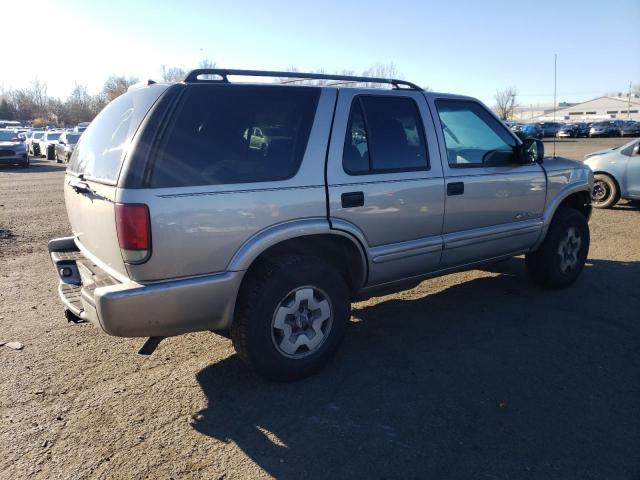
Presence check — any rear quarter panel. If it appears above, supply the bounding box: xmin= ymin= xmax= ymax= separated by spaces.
xmin=120 ymin=89 xmax=337 ymax=282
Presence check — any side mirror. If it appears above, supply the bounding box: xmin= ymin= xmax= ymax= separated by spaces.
xmin=516 ymin=138 xmax=544 ymax=164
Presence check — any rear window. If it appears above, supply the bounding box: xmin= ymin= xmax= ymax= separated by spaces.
xmin=147 ymin=84 xmax=320 ymax=188
xmin=68 ymin=86 xmax=163 ymax=183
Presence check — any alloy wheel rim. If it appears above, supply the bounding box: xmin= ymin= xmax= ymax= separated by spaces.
xmin=592 ymin=180 xmax=610 ymax=204
xmin=557 ymin=227 xmax=582 ymax=274
xmin=271 ymin=286 xmax=333 ymax=359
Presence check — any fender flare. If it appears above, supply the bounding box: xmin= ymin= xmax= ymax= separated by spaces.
xmin=227 ymin=217 xmax=369 ymax=286
xmin=532 ymin=183 xmax=591 ymax=249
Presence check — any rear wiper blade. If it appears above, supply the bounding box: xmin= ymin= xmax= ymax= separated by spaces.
xmin=68 ymin=177 xmax=94 ymax=195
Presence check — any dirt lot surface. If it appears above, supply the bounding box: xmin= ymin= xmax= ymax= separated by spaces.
xmin=1 ymin=138 xmax=639 ymax=479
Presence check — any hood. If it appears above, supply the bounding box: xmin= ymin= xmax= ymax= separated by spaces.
xmin=541 ymin=156 xmax=589 ymax=172
xmin=584 ymin=146 xmax=619 ymax=159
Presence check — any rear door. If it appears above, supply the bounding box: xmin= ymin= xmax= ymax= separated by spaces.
xmin=64 ymin=84 xmax=168 ymax=281
xmin=327 ymin=89 xmax=445 ymax=285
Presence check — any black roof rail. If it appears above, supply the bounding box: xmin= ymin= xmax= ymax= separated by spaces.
xmin=183 ymin=68 xmax=421 ymax=90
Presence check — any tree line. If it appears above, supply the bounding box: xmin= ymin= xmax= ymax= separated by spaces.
xmin=0 ymin=60 xmax=416 ymax=127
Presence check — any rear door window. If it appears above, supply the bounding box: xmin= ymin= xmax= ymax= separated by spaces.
xmin=68 ymin=86 xmax=164 ymax=183
xmin=148 ymin=84 xmax=320 ymax=188
xmin=342 ymin=95 xmax=428 ymax=175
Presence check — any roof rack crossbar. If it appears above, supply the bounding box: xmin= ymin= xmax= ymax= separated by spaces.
xmin=183 ymin=68 xmax=421 ymax=90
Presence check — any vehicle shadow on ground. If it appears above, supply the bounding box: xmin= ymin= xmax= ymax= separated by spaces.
xmin=0 ymin=159 xmax=66 ymax=173
xmin=609 ymin=199 xmax=640 ymax=211
xmin=191 ymin=257 xmax=640 ymax=479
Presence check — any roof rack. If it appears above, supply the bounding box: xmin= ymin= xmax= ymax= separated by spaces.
xmin=183 ymin=68 xmax=421 ymax=90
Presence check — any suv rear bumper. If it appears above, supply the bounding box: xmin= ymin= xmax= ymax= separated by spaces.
xmin=49 ymin=236 xmax=243 ymax=337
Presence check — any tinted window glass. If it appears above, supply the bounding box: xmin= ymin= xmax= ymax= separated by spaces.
xmin=343 ymin=101 xmax=370 ymax=173
xmin=149 ymin=85 xmax=320 ymax=187
xmin=68 ymin=86 xmax=163 ymax=182
xmin=342 ymin=96 xmax=428 ymax=174
xmin=436 ymin=100 xmax=516 ymax=167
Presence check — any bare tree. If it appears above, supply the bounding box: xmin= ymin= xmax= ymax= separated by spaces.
xmin=160 ymin=65 xmax=186 ymax=82
xmin=198 ymin=58 xmax=216 ymax=69
xmin=102 ymin=75 xmax=139 ymax=102
xmin=63 ymin=84 xmax=94 ymax=125
xmin=494 ymin=87 xmax=518 ymax=120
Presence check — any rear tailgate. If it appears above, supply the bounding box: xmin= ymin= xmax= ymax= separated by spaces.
xmin=64 ymin=84 xmax=169 ymax=280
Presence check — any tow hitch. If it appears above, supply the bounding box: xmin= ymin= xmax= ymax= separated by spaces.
xmin=138 ymin=336 xmax=165 ymax=356
xmin=64 ymin=309 xmax=85 ymax=324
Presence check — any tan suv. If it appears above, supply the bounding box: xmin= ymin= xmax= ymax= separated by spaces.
xmin=49 ymin=69 xmax=593 ymax=381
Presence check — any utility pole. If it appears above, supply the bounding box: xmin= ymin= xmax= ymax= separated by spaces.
xmin=553 ymin=53 xmax=557 ymax=158
xmin=628 ymin=81 xmax=632 ymax=120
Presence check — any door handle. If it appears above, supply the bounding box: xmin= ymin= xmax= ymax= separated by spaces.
xmin=447 ymin=182 xmax=464 ymax=196
xmin=341 ymin=191 xmax=365 ymax=208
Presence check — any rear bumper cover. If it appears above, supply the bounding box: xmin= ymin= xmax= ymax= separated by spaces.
xmin=49 ymin=236 xmax=243 ymax=337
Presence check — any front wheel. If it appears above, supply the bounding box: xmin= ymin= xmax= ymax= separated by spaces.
xmin=525 ymin=207 xmax=590 ymax=289
xmin=231 ymin=255 xmax=351 ymax=382
xmin=591 ymin=174 xmax=619 ymax=208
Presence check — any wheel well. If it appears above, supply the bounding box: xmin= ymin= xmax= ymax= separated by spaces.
xmin=557 ymin=190 xmax=592 ymax=219
xmin=243 ymin=234 xmax=367 ymax=297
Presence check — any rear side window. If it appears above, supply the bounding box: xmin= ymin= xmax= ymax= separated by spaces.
xmin=343 ymin=95 xmax=428 ymax=175
xmin=68 ymin=86 xmax=163 ymax=183
xmin=148 ymin=85 xmax=320 ymax=188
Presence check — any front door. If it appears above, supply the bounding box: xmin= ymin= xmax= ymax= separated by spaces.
xmin=429 ymin=98 xmax=547 ymax=267
xmin=327 ymin=89 xmax=445 ymax=285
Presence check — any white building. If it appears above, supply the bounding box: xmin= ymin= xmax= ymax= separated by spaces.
xmin=535 ymin=96 xmax=640 ymax=122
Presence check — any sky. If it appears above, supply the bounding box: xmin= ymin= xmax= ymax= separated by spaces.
xmin=3 ymin=0 xmax=639 ymax=107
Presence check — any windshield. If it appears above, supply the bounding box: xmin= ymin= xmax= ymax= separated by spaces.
xmin=0 ymin=130 xmax=20 ymax=141
xmin=46 ymin=133 xmax=61 ymax=141
xmin=33 ymin=132 xmax=44 ymax=139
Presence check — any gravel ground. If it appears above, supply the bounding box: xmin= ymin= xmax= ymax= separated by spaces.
xmin=1 ymin=138 xmax=639 ymax=479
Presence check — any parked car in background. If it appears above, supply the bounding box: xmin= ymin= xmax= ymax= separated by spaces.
xmin=0 ymin=129 xmax=29 ymax=168
xmin=54 ymin=132 xmax=81 ymax=163
xmin=538 ymin=122 xmax=563 ymax=137
xmin=74 ymin=122 xmax=90 ymax=133
xmin=512 ymin=123 xmax=544 ymax=140
xmin=28 ymin=130 xmax=45 ymax=156
xmin=574 ymin=122 xmax=591 ymax=138
xmin=584 ymin=138 xmax=640 ymax=207
xmin=557 ymin=124 xmax=579 ymax=138
xmin=48 ymin=69 xmax=593 ymax=381
xmin=41 ymin=131 xmax=63 ymax=159
xmin=589 ymin=120 xmax=622 ymax=138
xmin=619 ymin=121 xmax=640 ymax=137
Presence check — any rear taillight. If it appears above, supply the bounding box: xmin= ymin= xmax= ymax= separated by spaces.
xmin=115 ymin=203 xmax=151 ymax=263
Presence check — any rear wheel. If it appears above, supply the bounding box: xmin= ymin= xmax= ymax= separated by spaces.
xmin=525 ymin=207 xmax=590 ymax=289
xmin=231 ymin=254 xmax=351 ymax=382
xmin=591 ymin=174 xmax=619 ymax=208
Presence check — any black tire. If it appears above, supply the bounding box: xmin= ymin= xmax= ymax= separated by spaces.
xmin=591 ymin=173 xmax=619 ymax=208
xmin=20 ymin=156 xmax=30 ymax=168
xmin=231 ymin=254 xmax=351 ymax=382
xmin=525 ymin=207 xmax=590 ymax=289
